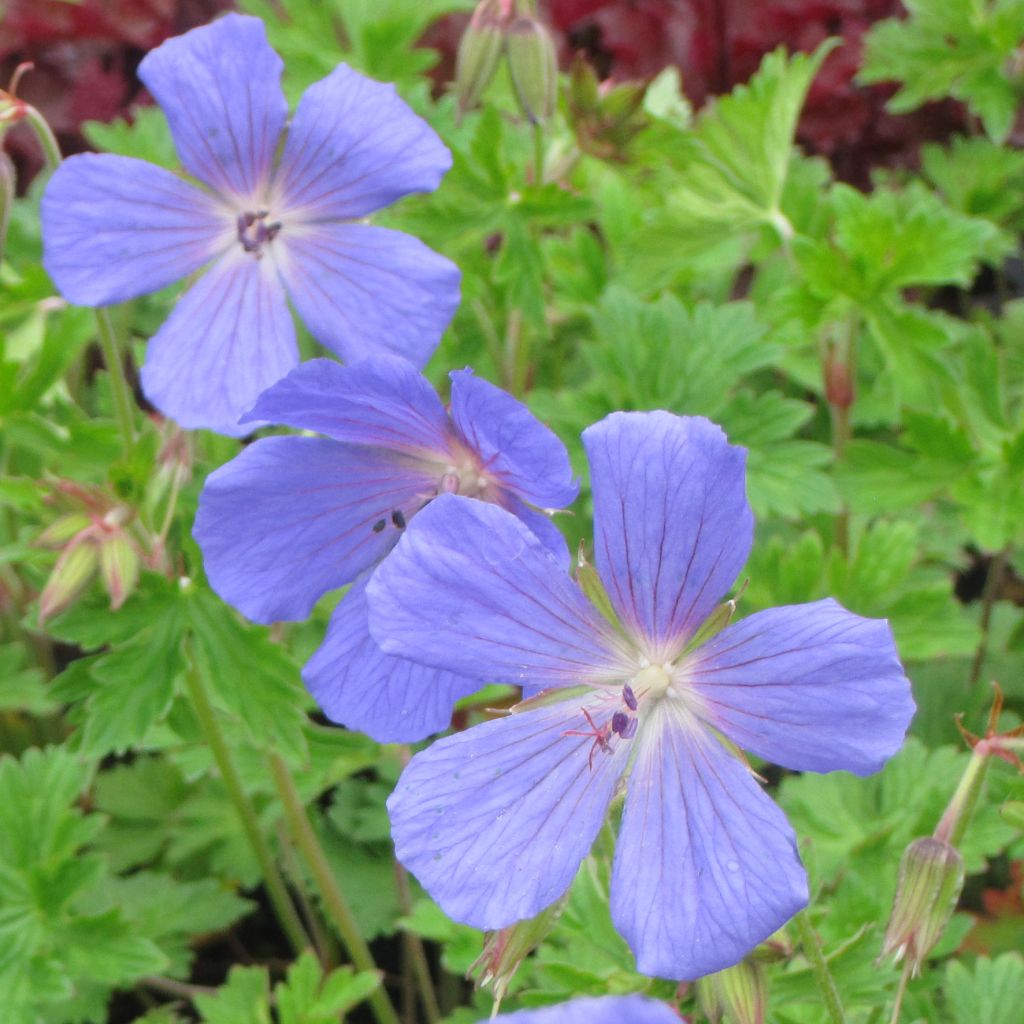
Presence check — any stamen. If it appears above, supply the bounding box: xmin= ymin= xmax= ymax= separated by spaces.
xmin=391 ymin=509 xmax=407 ymax=529
xmin=236 ymin=209 xmax=282 ymax=257
xmin=372 ymin=518 xmax=387 ymax=533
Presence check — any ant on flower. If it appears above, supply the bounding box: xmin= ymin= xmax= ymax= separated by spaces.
xmin=564 ymin=685 xmax=639 ymax=770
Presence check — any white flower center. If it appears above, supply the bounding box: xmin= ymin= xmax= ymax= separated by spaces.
xmin=632 ymin=663 xmax=672 ymax=701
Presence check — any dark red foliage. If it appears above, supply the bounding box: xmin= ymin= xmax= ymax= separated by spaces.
xmin=0 ymin=0 xmax=229 ymax=185
xmin=548 ymin=0 xmax=966 ymax=184
xmin=2 ymin=0 xmax=966 ymax=190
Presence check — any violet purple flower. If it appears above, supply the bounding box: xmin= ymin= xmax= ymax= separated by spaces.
xmin=193 ymin=354 xmax=577 ymax=742
xmin=41 ymin=14 xmax=460 ymax=435
xmin=367 ymin=411 xmax=915 ymax=980
xmin=481 ymin=995 xmax=683 ymax=1024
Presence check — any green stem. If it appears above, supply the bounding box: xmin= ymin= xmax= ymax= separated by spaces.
xmin=793 ymin=908 xmax=846 ymax=1024
xmin=19 ymin=102 xmax=138 ymax=456
xmin=23 ymin=104 xmax=63 ymax=170
xmin=269 ymin=752 xmax=400 ymax=1024
xmin=935 ymin=748 xmax=990 ymax=847
xmin=889 ymin=962 xmax=911 ymax=1024
xmin=182 ymin=665 xmax=310 ymax=956
xmin=532 ymin=121 xmax=545 ymax=185
xmin=967 ymin=545 xmax=1010 ymax=687
xmin=95 ymin=307 xmax=137 ymax=456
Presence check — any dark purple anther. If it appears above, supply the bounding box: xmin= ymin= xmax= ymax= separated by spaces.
xmin=611 ymin=710 xmax=629 ymax=735
xmin=372 ymin=518 xmax=386 ymax=533
xmin=236 ymin=209 xmax=281 ymax=256
xmin=391 ymin=509 xmax=407 ymax=529
xmin=623 ymin=684 xmax=637 ymax=711
xmin=620 ymin=716 xmax=638 ymax=739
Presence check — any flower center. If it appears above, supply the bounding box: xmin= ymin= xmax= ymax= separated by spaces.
xmin=236 ymin=209 xmax=281 ymax=257
xmin=438 ymin=453 xmax=492 ymax=501
xmin=632 ymin=663 xmax=672 ymax=702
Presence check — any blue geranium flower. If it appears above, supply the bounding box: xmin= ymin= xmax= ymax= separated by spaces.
xmin=41 ymin=14 xmax=460 ymax=435
xmin=482 ymin=995 xmax=684 ymax=1024
xmin=367 ymin=411 xmax=915 ymax=981
xmin=193 ymin=354 xmax=577 ymax=742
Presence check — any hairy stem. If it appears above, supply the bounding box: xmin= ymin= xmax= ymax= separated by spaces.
xmin=935 ymin=747 xmax=991 ymax=848
xmin=793 ymin=908 xmax=846 ymax=1024
xmin=269 ymin=752 xmax=400 ymax=1024
xmin=23 ymin=104 xmax=63 ymax=170
xmin=967 ymin=545 xmax=1010 ymax=687
xmin=94 ymin=308 xmax=138 ymax=456
xmin=394 ymin=843 xmax=441 ymax=1021
xmin=889 ymin=962 xmax=911 ymax=1024
xmin=182 ymin=665 xmax=310 ymax=956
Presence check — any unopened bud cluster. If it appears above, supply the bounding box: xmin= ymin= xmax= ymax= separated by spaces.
xmin=696 ymin=959 xmax=767 ymax=1024
xmin=35 ymin=482 xmax=147 ymax=622
xmin=455 ymin=0 xmax=557 ymax=124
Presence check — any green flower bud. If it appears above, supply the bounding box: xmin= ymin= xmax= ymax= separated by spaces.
xmin=455 ymin=0 xmax=510 ymax=119
xmin=99 ymin=533 xmax=141 ymax=611
xmin=506 ymin=15 xmax=558 ymax=125
xmin=469 ymin=898 xmax=565 ymax=1003
xmin=36 ymin=512 xmax=92 ymax=549
xmin=696 ymin=960 xmax=766 ymax=1024
xmin=567 ymin=57 xmax=648 ymax=162
xmin=882 ymin=836 xmax=965 ymax=975
xmin=38 ymin=539 xmax=99 ymax=624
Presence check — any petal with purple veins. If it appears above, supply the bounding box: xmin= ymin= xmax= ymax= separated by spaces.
xmin=686 ymin=598 xmax=915 ymax=776
xmin=41 ymin=153 xmax=229 ymax=306
xmin=304 ymin=578 xmax=481 ymax=743
xmin=138 ymin=13 xmax=287 ymax=202
xmin=277 ymin=223 xmax=460 ymax=369
xmin=449 ymin=369 xmax=578 ymax=509
xmin=484 ymin=995 xmax=681 ymax=1024
xmin=367 ymin=495 xmax=626 ymax=690
xmin=583 ymin=412 xmax=753 ymax=658
xmin=388 ymin=692 xmax=631 ymax=929
xmin=242 ymin=355 xmax=451 ymax=455
xmin=611 ymin=703 xmax=808 ymax=980
xmin=139 ymin=250 xmax=297 ymax=435
xmin=194 ymin=436 xmax=439 ymax=623
xmin=274 ymin=63 xmax=452 ymax=221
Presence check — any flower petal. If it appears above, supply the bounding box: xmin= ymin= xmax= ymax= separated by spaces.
xmin=277 ymin=223 xmax=460 ymax=369
xmin=274 ymin=63 xmax=452 ymax=221
xmin=687 ymin=599 xmax=915 ymax=776
xmin=449 ymin=369 xmax=579 ymax=509
xmin=367 ymin=495 xmax=625 ymax=689
xmin=304 ymin=578 xmax=480 ymax=743
xmin=140 ymin=251 xmax=297 ymax=435
xmin=194 ymin=436 xmax=439 ymax=623
xmin=583 ymin=412 xmax=753 ymax=657
xmin=138 ymin=13 xmax=287 ymax=201
xmin=388 ymin=693 xmax=631 ymax=929
xmin=486 ymin=996 xmax=681 ymax=1024
xmin=501 ymin=496 xmax=571 ymax=568
xmin=611 ymin=705 xmax=808 ymax=980
xmin=41 ymin=153 xmax=229 ymax=306
xmin=242 ymin=355 xmax=451 ymax=454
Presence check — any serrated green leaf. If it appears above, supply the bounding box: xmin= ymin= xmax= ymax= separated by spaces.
xmin=195 ymin=965 xmax=273 ymax=1024
xmin=81 ymin=107 xmax=178 ymax=168
xmin=946 ymin=953 xmax=1024 ymax=1024
xmin=662 ymin=44 xmax=834 ymax=238
xmin=862 ymin=0 xmax=1024 ymax=142
xmin=275 ymin=951 xmax=381 ymax=1024
xmin=186 ymin=588 xmax=308 ymax=760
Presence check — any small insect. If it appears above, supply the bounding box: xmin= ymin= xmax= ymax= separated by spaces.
xmin=564 ymin=708 xmax=613 ymax=771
